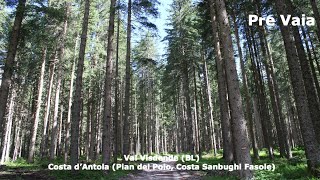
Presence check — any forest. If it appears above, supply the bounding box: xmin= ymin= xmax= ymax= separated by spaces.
xmin=0 ymin=0 xmax=320 ymax=179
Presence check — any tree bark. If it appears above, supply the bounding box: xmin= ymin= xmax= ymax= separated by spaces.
xmin=198 ymin=68 xmax=206 ymax=157
xmin=85 ymin=92 xmax=91 ymax=161
xmin=231 ymin=13 xmax=259 ymax=160
xmin=40 ymin=52 xmax=56 ymax=158
xmin=202 ymin=56 xmax=217 ymax=156
xmin=213 ymin=0 xmax=253 ymax=178
xmin=193 ymin=66 xmax=200 ymax=153
xmin=0 ymin=0 xmax=26 ymax=136
xmin=57 ymin=103 xmax=63 ymax=157
xmin=301 ymin=27 xmax=320 ymax=104
xmin=273 ymin=0 xmax=320 ymax=172
xmin=207 ymin=6 xmax=233 ymax=160
xmin=50 ymin=3 xmax=69 ymax=160
xmin=286 ymin=0 xmax=320 ymax=142
xmin=102 ymin=0 xmax=116 ymax=166
xmin=89 ymin=87 xmax=97 ymax=161
xmin=0 ymin=88 xmax=16 ymax=163
xmin=306 ymin=28 xmax=320 ymax=75
xmin=113 ymin=6 xmax=121 ymax=163
xmin=13 ymin=109 xmax=22 ymax=161
xmin=245 ymin=23 xmax=274 ymax=159
xmin=293 ymin=26 xmax=320 ymax=141
xmin=28 ymin=47 xmax=47 ymax=162
xmin=49 ymin=70 xmax=62 ymax=160
xmin=71 ymin=0 xmax=90 ymax=170
xmin=181 ymin=49 xmax=195 ymax=154
xmin=65 ymin=36 xmax=79 ymax=163
xmin=252 ymin=0 xmax=289 ymax=157
xmin=264 ymin=37 xmax=292 ymax=159
xmin=123 ymin=0 xmax=132 ymax=160
xmin=310 ymin=0 xmax=320 ymax=40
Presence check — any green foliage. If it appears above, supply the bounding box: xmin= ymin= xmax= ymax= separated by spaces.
xmin=252 ymin=148 xmax=315 ymax=180
xmin=4 ymin=157 xmax=129 ymax=180
xmin=132 ymin=0 xmax=160 ymax=31
xmin=4 ymin=158 xmax=40 ymax=170
xmin=176 ymin=149 xmax=316 ymax=180
xmin=254 ymin=158 xmax=311 ymax=180
xmin=161 ymin=0 xmax=205 ymax=131
xmin=0 ymin=0 xmax=9 ymax=61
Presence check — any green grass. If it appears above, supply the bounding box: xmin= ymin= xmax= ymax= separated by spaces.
xmin=2 ymin=148 xmax=319 ymax=180
xmin=2 ymin=157 xmax=130 ymax=180
xmin=252 ymin=148 xmax=317 ymax=180
xmin=4 ymin=158 xmax=40 ymax=170
xmin=177 ymin=148 xmax=319 ymax=180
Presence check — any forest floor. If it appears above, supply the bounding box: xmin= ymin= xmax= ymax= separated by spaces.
xmin=0 ymin=160 xmax=205 ymax=180
xmin=120 ymin=161 xmax=205 ymax=179
xmin=0 ymin=169 xmax=53 ymax=180
xmin=0 ymin=148 xmax=318 ymax=179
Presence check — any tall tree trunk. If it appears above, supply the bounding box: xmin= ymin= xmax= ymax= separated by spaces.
xmin=251 ymin=49 xmax=274 ymax=159
xmin=301 ymin=27 xmax=320 ymax=103
xmin=293 ymin=27 xmax=320 ymax=140
xmin=202 ymin=61 xmax=217 ymax=155
xmin=177 ymin=89 xmax=186 ymax=152
xmin=213 ymin=0 xmax=253 ymax=178
xmin=147 ymin=76 xmax=152 ymax=154
xmin=285 ymin=0 xmax=320 ymax=142
xmin=286 ymin=1 xmax=320 ymax=141
xmin=286 ymin=93 xmax=302 ymax=146
xmin=0 ymin=88 xmax=16 ymax=163
xmin=89 ymin=88 xmax=96 ymax=161
xmin=123 ymin=0 xmax=132 ymax=161
xmin=85 ymin=92 xmax=91 ymax=161
xmin=40 ymin=52 xmax=56 ymax=158
xmin=129 ymin=76 xmax=135 ymax=154
xmin=71 ymin=0 xmax=90 ymax=170
xmin=306 ymin=28 xmax=320 ymax=75
xmin=245 ymin=23 xmax=274 ymax=159
xmin=13 ymin=110 xmax=22 ymax=161
xmin=310 ymin=0 xmax=320 ymax=40
xmin=252 ymin=1 xmax=289 ymax=157
xmin=96 ymin=95 xmax=103 ymax=158
xmin=208 ymin=5 xmax=233 ymax=161
xmin=120 ymin=78 xmax=124 ymax=155
xmin=181 ymin=51 xmax=195 ymax=153
xmin=113 ymin=6 xmax=121 ymax=163
xmin=273 ymin=0 xmax=320 ymax=172
xmin=264 ymin=35 xmax=292 ymax=159
xmin=58 ymin=103 xmax=63 ymax=157
xmin=231 ymin=13 xmax=259 ymax=160
xmin=198 ymin=71 xmax=206 ymax=158
xmin=102 ymin=0 xmax=116 ymax=166
xmin=65 ymin=36 xmax=79 ymax=163
xmin=49 ymin=72 xmax=62 ymax=160
xmin=0 ymin=0 xmax=26 ymax=136
xmin=50 ymin=4 xmax=69 ymax=160
xmin=193 ymin=66 xmax=200 ymax=153
xmin=28 ymin=47 xmax=47 ymax=162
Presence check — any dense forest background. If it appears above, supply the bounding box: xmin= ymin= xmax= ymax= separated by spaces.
xmin=0 ymin=0 xmax=320 ymax=179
